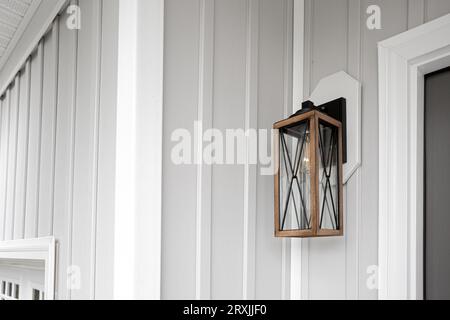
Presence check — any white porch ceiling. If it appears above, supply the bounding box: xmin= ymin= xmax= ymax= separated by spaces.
xmin=0 ymin=0 xmax=40 ymax=64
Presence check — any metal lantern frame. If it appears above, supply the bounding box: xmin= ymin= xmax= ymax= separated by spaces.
xmin=273 ymin=99 xmax=345 ymax=238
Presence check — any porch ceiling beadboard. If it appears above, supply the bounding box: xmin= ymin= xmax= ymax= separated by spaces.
xmin=0 ymin=0 xmax=41 ymax=70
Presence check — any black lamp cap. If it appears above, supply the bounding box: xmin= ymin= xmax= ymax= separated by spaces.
xmin=290 ymin=100 xmax=317 ymax=118
xmin=289 ymin=98 xmax=347 ymax=164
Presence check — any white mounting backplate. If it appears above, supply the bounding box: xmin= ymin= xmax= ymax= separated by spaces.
xmin=309 ymin=71 xmax=361 ymax=183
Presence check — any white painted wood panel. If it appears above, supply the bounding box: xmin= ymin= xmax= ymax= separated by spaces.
xmin=255 ymin=0 xmax=292 ymax=300
xmin=211 ymin=0 xmax=247 ymax=299
xmin=5 ymin=81 xmax=19 ymax=241
xmin=305 ymin=0 xmax=348 ymax=300
xmin=309 ymin=0 xmax=348 ymax=90
xmin=345 ymin=0 xmax=361 ymax=300
xmin=38 ymin=21 xmax=59 ymax=238
xmin=24 ymin=44 xmax=43 ymax=239
xmin=94 ymin=0 xmax=118 ymax=300
xmin=0 ymin=95 xmax=10 ymax=241
xmin=162 ymin=0 xmax=294 ymax=300
xmin=162 ymin=0 xmax=200 ymax=299
xmin=70 ymin=0 xmax=102 ymax=300
xmin=193 ymin=0 xmax=214 ymax=300
xmin=112 ymin=0 xmax=164 ymax=300
xmin=408 ymin=0 xmax=425 ymax=28
xmin=242 ymin=0 xmax=258 ymax=300
xmin=359 ymin=0 xmax=408 ymax=300
xmin=13 ymin=61 xmax=31 ymax=240
xmin=425 ymin=0 xmax=450 ymax=21
xmin=132 ymin=0 xmax=164 ymax=300
xmin=289 ymin=0 xmax=303 ymax=299
xmin=113 ymin=0 xmax=137 ymax=299
xmin=52 ymin=9 xmax=78 ymax=300
xmin=0 ymin=0 xmax=119 ymax=300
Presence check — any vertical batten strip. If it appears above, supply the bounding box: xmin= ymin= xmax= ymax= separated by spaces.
xmin=95 ymin=0 xmax=119 ymax=299
xmin=134 ymin=0 xmax=164 ymax=299
xmin=8 ymin=76 xmax=21 ymax=240
xmin=34 ymin=40 xmax=45 ymax=238
xmin=15 ymin=59 xmax=32 ymax=240
xmin=67 ymin=0 xmax=80 ymax=300
xmin=52 ymin=0 xmax=79 ymax=299
xmin=242 ymin=0 xmax=259 ymax=301
xmin=38 ymin=19 xmax=61 ymax=238
xmin=4 ymin=88 xmax=12 ymax=240
xmin=195 ymin=0 xmax=214 ymax=300
xmin=0 ymin=98 xmax=3 ymax=241
xmin=90 ymin=0 xmax=103 ymax=299
xmin=355 ymin=0 xmax=362 ymax=299
xmin=1 ymin=91 xmax=10 ymax=241
xmin=290 ymin=0 xmax=305 ymax=300
xmin=50 ymin=18 xmax=60 ymax=236
xmin=24 ymin=41 xmax=44 ymax=239
xmin=301 ymin=0 xmax=310 ymax=300
xmin=5 ymin=84 xmax=19 ymax=241
xmin=281 ymin=0 xmax=294 ymax=300
xmin=114 ymin=0 xmax=138 ymax=299
xmin=357 ymin=1 xmax=366 ymax=299
xmin=70 ymin=0 xmax=102 ymax=299
xmin=344 ymin=0 xmax=362 ymax=300
xmin=2 ymin=91 xmax=9 ymax=240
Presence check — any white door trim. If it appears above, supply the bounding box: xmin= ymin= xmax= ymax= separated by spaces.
xmin=378 ymin=13 xmax=450 ymax=300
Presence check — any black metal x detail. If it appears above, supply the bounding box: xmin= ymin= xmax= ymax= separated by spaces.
xmin=280 ymin=126 xmax=310 ymax=231
xmin=318 ymin=126 xmax=339 ymax=230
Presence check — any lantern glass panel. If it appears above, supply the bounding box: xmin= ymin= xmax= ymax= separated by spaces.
xmin=279 ymin=121 xmax=312 ymax=231
xmin=318 ymin=120 xmax=340 ymax=231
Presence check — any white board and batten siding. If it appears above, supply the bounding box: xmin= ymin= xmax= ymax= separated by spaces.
xmin=2 ymin=0 xmax=450 ymax=301
xmin=163 ymin=0 xmax=293 ymax=300
xmin=0 ymin=0 xmax=119 ymax=299
xmin=162 ymin=0 xmax=450 ymax=300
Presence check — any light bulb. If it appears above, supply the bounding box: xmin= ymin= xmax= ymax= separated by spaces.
xmin=302 ymin=130 xmax=310 ymax=173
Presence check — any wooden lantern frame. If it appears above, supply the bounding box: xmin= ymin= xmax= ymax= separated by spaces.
xmin=274 ymin=108 xmax=344 ymax=238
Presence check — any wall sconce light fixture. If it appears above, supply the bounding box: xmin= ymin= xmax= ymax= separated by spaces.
xmin=274 ymin=98 xmax=346 ymax=238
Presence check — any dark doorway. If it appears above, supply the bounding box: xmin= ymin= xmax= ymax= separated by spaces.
xmin=425 ymin=66 xmax=450 ymax=300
